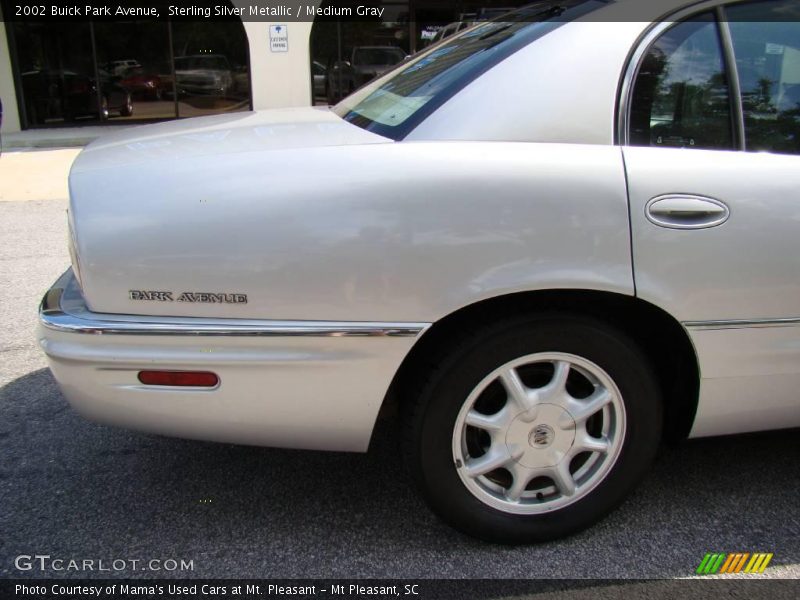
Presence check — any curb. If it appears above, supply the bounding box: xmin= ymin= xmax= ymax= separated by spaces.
xmin=1 ymin=125 xmax=136 ymax=151
xmin=3 ymin=137 xmax=97 ymax=150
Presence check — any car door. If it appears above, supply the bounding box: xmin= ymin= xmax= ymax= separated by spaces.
xmin=622 ymin=1 xmax=800 ymax=437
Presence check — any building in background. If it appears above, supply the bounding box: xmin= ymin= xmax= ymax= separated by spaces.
xmin=0 ymin=1 xmax=527 ymax=133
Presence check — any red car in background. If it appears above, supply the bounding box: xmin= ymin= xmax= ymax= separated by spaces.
xmin=119 ymin=67 xmax=163 ymax=101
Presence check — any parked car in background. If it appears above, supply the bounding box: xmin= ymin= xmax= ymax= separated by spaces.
xmin=231 ymin=64 xmax=251 ymax=99
xmin=105 ymin=59 xmax=141 ymax=76
xmin=21 ymin=69 xmax=132 ymax=123
xmin=119 ymin=67 xmax=163 ymax=101
xmin=174 ymin=55 xmax=234 ymax=97
xmin=39 ymin=0 xmax=800 ymax=544
xmin=326 ymin=46 xmax=407 ymax=103
xmin=312 ymin=61 xmax=327 ymax=99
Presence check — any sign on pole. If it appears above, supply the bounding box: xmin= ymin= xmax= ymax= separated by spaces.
xmin=269 ymin=25 xmax=289 ymax=52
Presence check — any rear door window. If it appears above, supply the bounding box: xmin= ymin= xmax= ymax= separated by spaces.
xmin=629 ymin=13 xmax=735 ymax=150
xmin=726 ymin=0 xmax=800 ymax=154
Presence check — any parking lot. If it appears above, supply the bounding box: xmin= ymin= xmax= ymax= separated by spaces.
xmin=0 ymin=151 xmax=798 ymax=580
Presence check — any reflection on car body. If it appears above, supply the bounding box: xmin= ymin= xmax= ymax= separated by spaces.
xmin=39 ymin=0 xmax=800 ymax=544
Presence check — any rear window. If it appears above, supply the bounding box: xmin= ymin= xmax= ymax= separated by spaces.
xmin=333 ymin=0 xmax=607 ymax=140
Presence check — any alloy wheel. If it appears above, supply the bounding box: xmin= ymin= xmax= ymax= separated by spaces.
xmin=452 ymin=352 xmax=626 ymax=515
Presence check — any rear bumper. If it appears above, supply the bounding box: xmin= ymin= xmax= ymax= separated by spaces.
xmin=38 ymin=270 xmax=428 ymax=451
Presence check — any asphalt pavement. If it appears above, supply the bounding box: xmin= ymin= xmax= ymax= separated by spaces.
xmin=1 ymin=185 xmax=799 ymax=581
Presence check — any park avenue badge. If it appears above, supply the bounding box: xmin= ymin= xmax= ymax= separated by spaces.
xmin=129 ymin=290 xmax=248 ymax=304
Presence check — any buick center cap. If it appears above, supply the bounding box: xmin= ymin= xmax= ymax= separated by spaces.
xmin=506 ymin=403 xmax=576 ymax=469
xmin=530 ymin=424 xmax=555 ymax=448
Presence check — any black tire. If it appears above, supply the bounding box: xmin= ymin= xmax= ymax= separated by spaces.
xmin=120 ymin=94 xmax=133 ymax=117
xmin=403 ymin=314 xmax=662 ymax=544
xmin=99 ymin=96 xmax=109 ymax=121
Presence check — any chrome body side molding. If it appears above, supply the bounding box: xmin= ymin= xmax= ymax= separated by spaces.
xmin=40 ymin=270 xmax=429 ymax=338
xmin=684 ymin=318 xmax=800 ymax=331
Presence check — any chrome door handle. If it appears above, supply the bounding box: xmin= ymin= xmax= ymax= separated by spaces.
xmin=645 ymin=195 xmax=730 ymax=230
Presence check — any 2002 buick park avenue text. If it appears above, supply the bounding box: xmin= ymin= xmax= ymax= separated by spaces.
xmin=38 ymin=0 xmax=800 ymax=543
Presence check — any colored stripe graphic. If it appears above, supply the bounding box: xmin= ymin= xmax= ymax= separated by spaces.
xmin=733 ymin=553 xmax=750 ymax=573
xmin=697 ymin=553 xmax=725 ymax=574
xmin=719 ymin=554 xmax=737 ymax=573
xmin=698 ymin=553 xmax=773 ymax=574
xmin=719 ymin=553 xmax=750 ymax=574
xmin=696 ymin=553 xmax=714 ymax=574
xmin=744 ymin=553 xmax=774 ymax=573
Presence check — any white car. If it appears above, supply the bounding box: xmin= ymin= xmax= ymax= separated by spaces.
xmin=106 ymin=59 xmax=141 ymax=77
xmin=174 ymin=55 xmax=234 ymax=97
xmin=39 ymin=0 xmax=800 ymax=543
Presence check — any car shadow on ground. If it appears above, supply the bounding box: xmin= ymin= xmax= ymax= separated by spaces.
xmin=1 ymin=368 xmax=798 ymax=579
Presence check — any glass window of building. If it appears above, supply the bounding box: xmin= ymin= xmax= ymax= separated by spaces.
xmin=5 ymin=1 xmax=251 ymax=128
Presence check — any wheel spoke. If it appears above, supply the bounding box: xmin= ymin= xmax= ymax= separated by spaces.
xmin=465 ymin=408 xmax=508 ymax=432
xmin=567 ymin=387 xmax=612 ymax=424
xmin=574 ymin=431 xmax=611 ymax=455
xmin=546 ymin=360 xmax=571 ymax=396
xmin=464 ymin=446 xmax=520 ymax=479
xmin=499 ymin=367 xmax=534 ymax=412
xmin=550 ymin=462 xmax=577 ymax=497
xmin=505 ymin=465 xmax=533 ymax=502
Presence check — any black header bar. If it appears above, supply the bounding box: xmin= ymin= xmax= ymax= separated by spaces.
xmin=3 ymin=1 xmax=800 ymax=23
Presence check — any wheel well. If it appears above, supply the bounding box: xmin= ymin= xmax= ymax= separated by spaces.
xmin=378 ymin=290 xmax=699 ymax=444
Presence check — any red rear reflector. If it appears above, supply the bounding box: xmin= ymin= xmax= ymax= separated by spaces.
xmin=137 ymin=371 xmax=219 ymax=387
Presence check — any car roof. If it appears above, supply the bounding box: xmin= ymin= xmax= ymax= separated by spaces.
xmin=410 ymin=0 xmax=738 ymax=146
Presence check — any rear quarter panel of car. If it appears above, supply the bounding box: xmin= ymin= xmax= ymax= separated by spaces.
xmin=68 ymin=141 xmax=633 ymax=322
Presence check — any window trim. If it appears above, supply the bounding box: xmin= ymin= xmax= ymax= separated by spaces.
xmin=617 ymin=0 xmax=751 ymax=149
xmin=716 ymin=6 xmax=747 ymax=149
